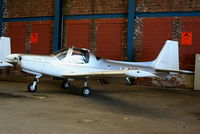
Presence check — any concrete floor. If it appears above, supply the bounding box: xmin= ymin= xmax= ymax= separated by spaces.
xmin=0 ymin=80 xmax=200 ymax=134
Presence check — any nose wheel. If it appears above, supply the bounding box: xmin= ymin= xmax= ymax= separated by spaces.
xmin=27 ymin=75 xmax=42 ymax=92
xmin=28 ymin=82 xmax=37 ymax=92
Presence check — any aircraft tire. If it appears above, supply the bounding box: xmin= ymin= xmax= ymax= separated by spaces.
xmin=62 ymin=80 xmax=70 ymax=89
xmin=82 ymin=87 xmax=91 ymax=97
xmin=27 ymin=82 xmax=37 ymax=92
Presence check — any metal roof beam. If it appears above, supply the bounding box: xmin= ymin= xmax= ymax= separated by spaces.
xmin=137 ymin=11 xmax=200 ymax=18
xmin=3 ymin=16 xmax=53 ymax=22
xmin=64 ymin=14 xmax=127 ymax=20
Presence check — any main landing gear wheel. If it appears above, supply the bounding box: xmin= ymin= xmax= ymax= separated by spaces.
xmin=28 ymin=82 xmax=37 ymax=92
xmin=62 ymin=80 xmax=70 ymax=89
xmin=82 ymin=87 xmax=91 ymax=97
xmin=82 ymin=79 xmax=92 ymax=97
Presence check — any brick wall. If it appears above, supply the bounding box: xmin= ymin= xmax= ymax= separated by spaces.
xmin=4 ymin=0 xmax=200 ymax=17
xmin=65 ymin=0 xmax=200 ymax=15
xmin=64 ymin=0 xmax=128 ymax=15
xmin=3 ymin=0 xmax=54 ymax=18
xmin=136 ymin=0 xmax=200 ymax=12
xmin=3 ymin=0 xmax=200 ymax=18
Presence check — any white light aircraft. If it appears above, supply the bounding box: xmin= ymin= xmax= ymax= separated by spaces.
xmin=5 ymin=40 xmax=192 ymax=97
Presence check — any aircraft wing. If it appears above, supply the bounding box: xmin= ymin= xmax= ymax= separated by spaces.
xmin=62 ymin=69 xmax=157 ymax=78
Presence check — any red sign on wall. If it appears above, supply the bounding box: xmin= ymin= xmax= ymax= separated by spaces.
xmin=181 ymin=32 xmax=192 ymax=45
xmin=30 ymin=33 xmax=39 ymax=43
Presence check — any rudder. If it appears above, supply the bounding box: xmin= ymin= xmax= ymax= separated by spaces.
xmin=152 ymin=40 xmax=179 ymax=71
xmin=0 ymin=37 xmax=11 ymax=61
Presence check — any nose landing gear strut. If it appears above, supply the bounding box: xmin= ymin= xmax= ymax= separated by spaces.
xmin=27 ymin=75 xmax=42 ymax=92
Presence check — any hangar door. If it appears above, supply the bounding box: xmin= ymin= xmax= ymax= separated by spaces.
xmin=7 ymin=21 xmax=53 ymax=55
xmin=95 ymin=19 xmax=125 ymax=60
xmin=7 ymin=22 xmax=26 ymax=53
xmin=179 ymin=17 xmax=200 ymax=70
xmin=31 ymin=22 xmax=52 ymax=55
xmin=141 ymin=17 xmax=200 ymax=70
xmin=66 ymin=20 xmax=90 ymax=49
xmin=141 ymin=18 xmax=173 ymax=62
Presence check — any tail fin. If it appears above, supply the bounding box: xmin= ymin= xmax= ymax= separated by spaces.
xmin=152 ymin=40 xmax=179 ymax=71
xmin=0 ymin=37 xmax=11 ymax=61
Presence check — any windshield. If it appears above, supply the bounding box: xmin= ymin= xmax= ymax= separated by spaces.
xmin=54 ymin=48 xmax=69 ymax=60
xmin=53 ymin=48 xmax=90 ymax=64
xmin=71 ymin=48 xmax=90 ymax=64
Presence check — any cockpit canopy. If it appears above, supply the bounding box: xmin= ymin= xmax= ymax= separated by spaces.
xmin=54 ymin=48 xmax=90 ymax=64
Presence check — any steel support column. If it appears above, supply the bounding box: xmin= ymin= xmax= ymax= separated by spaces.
xmin=127 ymin=0 xmax=136 ymax=61
xmin=53 ymin=0 xmax=64 ymax=51
xmin=0 ymin=0 xmax=3 ymax=36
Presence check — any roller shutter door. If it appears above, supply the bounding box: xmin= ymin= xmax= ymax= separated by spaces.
xmin=96 ymin=19 xmax=124 ymax=60
xmin=66 ymin=20 xmax=90 ymax=49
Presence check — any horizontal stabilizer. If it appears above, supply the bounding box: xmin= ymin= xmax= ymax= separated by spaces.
xmin=156 ymin=69 xmax=193 ymax=74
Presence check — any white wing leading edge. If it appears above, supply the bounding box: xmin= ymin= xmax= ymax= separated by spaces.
xmin=62 ymin=69 xmax=157 ymax=78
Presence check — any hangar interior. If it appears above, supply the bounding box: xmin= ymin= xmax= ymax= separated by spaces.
xmin=0 ymin=0 xmax=200 ymax=88
xmin=0 ymin=1 xmax=200 ymax=134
